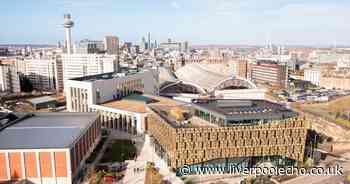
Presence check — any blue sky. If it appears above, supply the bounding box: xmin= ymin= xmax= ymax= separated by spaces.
xmin=1 ymin=0 xmax=350 ymax=45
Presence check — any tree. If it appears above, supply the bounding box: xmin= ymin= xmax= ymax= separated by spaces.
xmin=19 ymin=75 xmax=33 ymax=92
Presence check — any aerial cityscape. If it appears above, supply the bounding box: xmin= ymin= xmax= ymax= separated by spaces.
xmin=1 ymin=1 xmax=350 ymax=184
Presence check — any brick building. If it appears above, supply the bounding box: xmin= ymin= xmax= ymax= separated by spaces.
xmin=250 ymin=60 xmax=288 ymax=88
xmin=235 ymin=59 xmax=248 ymax=79
xmin=0 ymin=112 xmax=100 ymax=184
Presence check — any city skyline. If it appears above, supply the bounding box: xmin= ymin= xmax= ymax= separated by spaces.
xmin=1 ymin=0 xmax=350 ymax=45
xmin=2 ymin=2 xmax=350 ymax=182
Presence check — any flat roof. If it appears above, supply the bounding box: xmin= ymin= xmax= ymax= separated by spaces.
xmin=193 ymin=99 xmax=297 ymax=121
xmin=102 ymin=96 xmax=150 ymax=113
xmin=27 ymin=96 xmax=56 ymax=105
xmin=149 ymin=105 xmax=215 ymax=128
xmin=0 ymin=112 xmax=98 ymax=150
xmin=148 ymin=99 xmax=298 ymax=128
xmin=101 ymin=94 xmax=182 ymax=113
xmin=69 ymin=68 xmax=140 ymax=82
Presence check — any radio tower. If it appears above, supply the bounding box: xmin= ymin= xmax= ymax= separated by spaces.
xmin=63 ymin=14 xmax=74 ymax=54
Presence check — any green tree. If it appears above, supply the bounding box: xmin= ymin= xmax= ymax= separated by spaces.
xmin=19 ymin=75 xmax=33 ymax=92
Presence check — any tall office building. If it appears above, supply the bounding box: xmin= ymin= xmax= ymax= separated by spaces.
xmin=104 ymin=36 xmax=119 ymax=55
xmin=182 ymin=41 xmax=189 ymax=53
xmin=0 ymin=64 xmax=20 ymax=93
xmin=140 ymin=37 xmax=147 ymax=52
xmin=104 ymin=36 xmax=119 ymax=72
xmin=154 ymin=40 xmax=158 ymax=49
xmin=147 ymin=32 xmax=151 ymax=49
xmin=123 ymin=42 xmax=132 ymax=53
xmin=63 ymin=14 xmax=74 ymax=54
xmin=235 ymin=59 xmax=248 ymax=79
xmin=16 ymin=57 xmax=64 ymax=92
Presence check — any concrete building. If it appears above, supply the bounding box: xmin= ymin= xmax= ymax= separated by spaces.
xmin=104 ymin=36 xmax=119 ymax=55
xmin=182 ymin=42 xmax=189 ymax=53
xmin=319 ymin=69 xmax=350 ymax=89
xmin=250 ymin=60 xmax=288 ymax=88
xmin=0 ymin=64 xmax=20 ymax=93
xmin=16 ymin=57 xmax=63 ymax=92
xmin=147 ymin=33 xmax=151 ymax=50
xmin=61 ymin=54 xmax=118 ymax=88
xmin=0 ymin=48 xmax=9 ymax=57
xmin=308 ymin=50 xmax=339 ymax=64
xmin=320 ymin=77 xmax=350 ymax=90
xmin=140 ymin=37 xmax=147 ymax=52
xmin=0 ymin=112 xmax=100 ymax=184
xmin=104 ymin=36 xmax=120 ymax=72
xmin=90 ymin=94 xmax=178 ymax=135
xmin=27 ymin=96 xmax=57 ymax=110
xmin=73 ymin=39 xmax=104 ymax=54
xmin=159 ymin=41 xmax=181 ymax=51
xmin=65 ymin=69 xmax=158 ymax=112
xmin=147 ymin=99 xmax=309 ymax=169
xmin=304 ymin=68 xmax=321 ymax=86
xmin=64 ymin=69 xmax=158 ymax=135
xmin=234 ymin=59 xmax=248 ymax=79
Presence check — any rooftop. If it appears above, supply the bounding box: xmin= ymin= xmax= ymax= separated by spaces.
xmin=27 ymin=96 xmax=56 ymax=105
xmin=0 ymin=112 xmax=98 ymax=149
xmin=149 ymin=105 xmax=215 ymax=128
xmin=101 ymin=94 xmax=182 ymax=113
xmin=70 ymin=67 xmax=142 ymax=82
xmin=70 ymin=71 xmax=135 ymax=82
xmin=148 ymin=99 xmax=298 ymax=128
xmin=193 ymin=99 xmax=297 ymax=122
xmin=175 ymin=63 xmax=231 ymax=91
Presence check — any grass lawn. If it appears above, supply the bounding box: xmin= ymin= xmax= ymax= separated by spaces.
xmin=297 ymin=95 xmax=350 ymax=128
xmin=100 ymin=139 xmax=137 ymax=163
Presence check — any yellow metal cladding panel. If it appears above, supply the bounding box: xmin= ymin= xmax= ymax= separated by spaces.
xmin=147 ymin=112 xmax=309 ymax=168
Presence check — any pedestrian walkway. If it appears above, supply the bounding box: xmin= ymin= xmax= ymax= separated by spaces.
xmin=122 ymin=135 xmax=183 ymax=184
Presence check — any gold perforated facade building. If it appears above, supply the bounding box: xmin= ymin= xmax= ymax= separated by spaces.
xmin=146 ymin=99 xmax=309 ymax=169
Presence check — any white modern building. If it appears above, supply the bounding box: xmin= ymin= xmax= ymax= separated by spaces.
xmin=64 ymin=68 xmax=159 ymax=134
xmin=0 ymin=64 xmax=20 ymax=93
xmin=304 ymin=68 xmax=321 ymax=86
xmin=61 ymin=54 xmax=118 ymax=88
xmin=16 ymin=57 xmax=63 ymax=92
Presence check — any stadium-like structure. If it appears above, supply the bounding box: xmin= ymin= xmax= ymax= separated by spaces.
xmin=159 ymin=63 xmax=265 ymax=99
